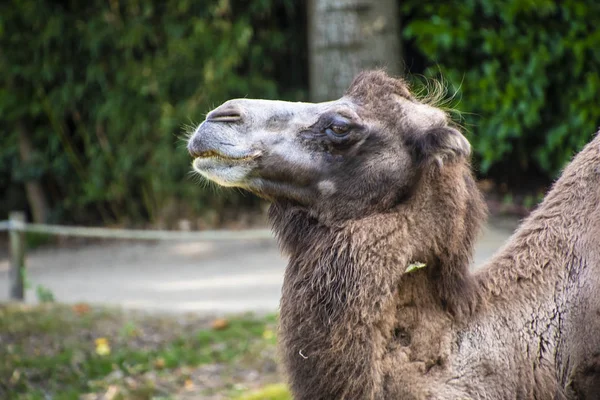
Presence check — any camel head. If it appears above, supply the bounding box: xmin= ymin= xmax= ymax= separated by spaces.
xmin=188 ymin=70 xmax=471 ymax=220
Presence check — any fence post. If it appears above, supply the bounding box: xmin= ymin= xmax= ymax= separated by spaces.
xmin=9 ymin=211 xmax=26 ymax=301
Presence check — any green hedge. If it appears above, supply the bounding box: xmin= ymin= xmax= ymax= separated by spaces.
xmin=402 ymin=0 xmax=600 ymax=179
xmin=4 ymin=1 xmax=598 ymax=224
xmin=0 ymin=0 xmax=305 ymax=224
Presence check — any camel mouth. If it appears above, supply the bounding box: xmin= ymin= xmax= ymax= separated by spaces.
xmin=193 ymin=150 xmax=259 ymax=162
xmin=191 ymin=150 xmax=261 ymax=187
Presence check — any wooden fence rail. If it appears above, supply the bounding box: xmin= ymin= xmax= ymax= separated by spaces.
xmin=0 ymin=211 xmax=273 ymax=301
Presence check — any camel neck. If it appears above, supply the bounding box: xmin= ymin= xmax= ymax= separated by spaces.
xmin=270 ymin=164 xmax=486 ymax=399
xmin=272 ymin=210 xmax=414 ymax=399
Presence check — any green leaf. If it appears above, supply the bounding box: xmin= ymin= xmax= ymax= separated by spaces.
xmin=405 ymin=262 xmax=427 ymax=273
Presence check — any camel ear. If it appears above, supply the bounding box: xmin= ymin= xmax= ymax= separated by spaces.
xmin=407 ymin=126 xmax=471 ymax=166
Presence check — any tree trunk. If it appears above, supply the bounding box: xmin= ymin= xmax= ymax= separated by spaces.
xmin=308 ymin=0 xmax=402 ymax=102
xmin=17 ymin=121 xmax=49 ymax=223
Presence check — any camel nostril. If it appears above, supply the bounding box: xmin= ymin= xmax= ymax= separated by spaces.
xmin=206 ymin=107 xmax=242 ymax=123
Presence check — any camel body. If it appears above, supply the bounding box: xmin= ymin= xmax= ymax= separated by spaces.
xmin=274 ymin=138 xmax=600 ymax=399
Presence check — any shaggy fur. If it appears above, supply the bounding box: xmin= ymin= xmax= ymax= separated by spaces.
xmin=187 ymin=70 xmax=600 ymax=399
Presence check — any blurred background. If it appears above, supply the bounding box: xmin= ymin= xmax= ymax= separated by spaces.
xmin=1 ymin=0 xmax=599 ymax=399
xmin=3 ymin=0 xmax=600 ymax=228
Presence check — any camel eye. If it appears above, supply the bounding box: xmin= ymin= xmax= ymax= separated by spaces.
xmin=325 ymin=119 xmax=350 ymax=138
xmin=323 ymin=114 xmax=353 ymax=141
xmin=330 ymin=125 xmax=348 ymax=135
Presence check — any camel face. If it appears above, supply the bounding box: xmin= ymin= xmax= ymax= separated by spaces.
xmin=188 ymin=71 xmax=471 ymax=219
xmin=188 ymin=97 xmax=352 ymax=191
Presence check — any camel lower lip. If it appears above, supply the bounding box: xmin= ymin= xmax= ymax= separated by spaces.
xmin=193 ymin=151 xmax=258 ymax=162
xmin=192 ymin=154 xmax=258 ymax=174
xmin=191 ymin=156 xmax=255 ymax=187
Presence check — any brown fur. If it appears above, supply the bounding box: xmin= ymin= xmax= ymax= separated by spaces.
xmin=187 ymin=71 xmax=600 ymax=399
xmin=272 ymin=161 xmax=486 ymax=399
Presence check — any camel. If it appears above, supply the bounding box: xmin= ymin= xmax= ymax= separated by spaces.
xmin=187 ymin=70 xmax=600 ymax=399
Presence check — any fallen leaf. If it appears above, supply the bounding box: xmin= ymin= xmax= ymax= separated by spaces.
xmin=211 ymin=318 xmax=229 ymax=330
xmin=95 ymin=337 xmax=111 ymax=356
xmin=405 ymin=262 xmax=427 ymax=273
xmin=104 ymin=385 xmax=120 ymax=400
xmin=72 ymin=303 xmax=91 ymax=315
xmin=154 ymin=357 xmax=166 ymax=369
xmin=262 ymin=329 xmax=274 ymax=340
xmin=9 ymin=369 xmax=20 ymax=385
xmin=184 ymin=379 xmax=194 ymax=390
xmin=125 ymin=376 xmax=138 ymax=389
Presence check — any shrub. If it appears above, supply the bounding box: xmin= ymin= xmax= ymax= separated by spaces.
xmin=402 ymin=0 xmax=600 ymax=180
xmin=0 ymin=0 xmax=305 ymax=224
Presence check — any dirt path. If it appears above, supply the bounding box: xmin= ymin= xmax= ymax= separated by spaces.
xmin=0 ymin=217 xmax=519 ymax=313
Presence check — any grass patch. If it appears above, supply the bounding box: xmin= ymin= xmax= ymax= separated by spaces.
xmin=235 ymin=383 xmax=291 ymax=400
xmin=0 ymin=303 xmax=286 ymax=399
